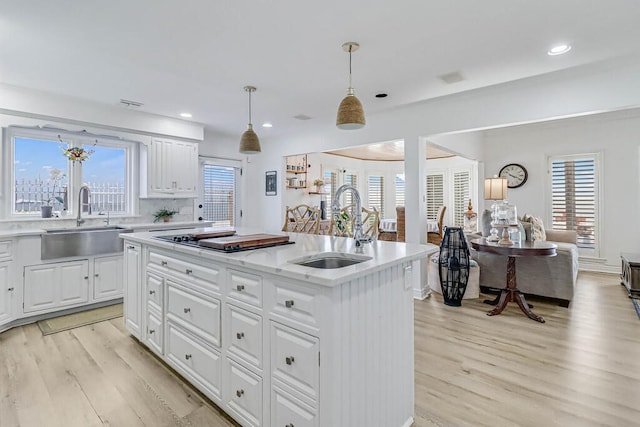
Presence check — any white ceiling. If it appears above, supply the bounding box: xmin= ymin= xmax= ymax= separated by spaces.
xmin=2 ymin=1 xmax=640 ymax=139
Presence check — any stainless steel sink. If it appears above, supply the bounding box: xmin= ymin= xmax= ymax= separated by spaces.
xmin=291 ymin=252 xmax=372 ymax=269
xmin=41 ymin=226 xmax=131 ymax=260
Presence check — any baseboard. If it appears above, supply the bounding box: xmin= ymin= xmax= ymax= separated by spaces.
xmin=413 ymin=286 xmax=431 ymax=300
xmin=579 ymin=257 xmax=619 ymax=274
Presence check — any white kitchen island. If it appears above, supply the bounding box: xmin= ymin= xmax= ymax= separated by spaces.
xmin=122 ymin=229 xmax=431 ymax=427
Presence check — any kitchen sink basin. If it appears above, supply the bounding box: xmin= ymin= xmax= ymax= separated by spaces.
xmin=41 ymin=226 xmax=132 ymax=260
xmin=290 ymin=252 xmax=372 ymax=269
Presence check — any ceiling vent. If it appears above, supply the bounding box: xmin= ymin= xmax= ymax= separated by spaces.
xmin=438 ymin=71 xmax=465 ymax=84
xmin=119 ymin=99 xmax=144 ymax=108
xmin=293 ymin=114 xmax=312 ymax=121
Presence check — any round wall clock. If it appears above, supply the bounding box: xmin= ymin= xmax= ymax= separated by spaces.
xmin=499 ymin=163 xmax=528 ymax=188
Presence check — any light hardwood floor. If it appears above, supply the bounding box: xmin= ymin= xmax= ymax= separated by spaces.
xmin=0 ymin=272 xmax=638 ymax=427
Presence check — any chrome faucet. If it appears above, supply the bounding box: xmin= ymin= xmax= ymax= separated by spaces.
xmin=77 ymin=184 xmax=91 ymax=227
xmin=332 ymin=184 xmax=371 ymax=253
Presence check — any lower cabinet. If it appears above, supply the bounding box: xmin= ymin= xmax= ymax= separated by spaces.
xmin=124 ymin=243 xmax=142 ymax=338
xmin=0 ymin=262 xmax=14 ymax=325
xmin=224 ymin=357 xmax=263 ymax=427
xmin=24 ymin=259 xmax=89 ymax=313
xmin=271 ymin=385 xmax=318 ymax=427
xmin=93 ymin=255 xmax=123 ymax=301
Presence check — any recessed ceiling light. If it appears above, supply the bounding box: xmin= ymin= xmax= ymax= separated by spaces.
xmin=262 ymin=122 xmax=273 ymax=128
xmin=547 ymin=44 xmax=571 ymax=56
xmin=180 ymin=112 xmax=192 ymax=118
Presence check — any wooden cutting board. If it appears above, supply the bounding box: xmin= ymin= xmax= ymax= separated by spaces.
xmin=189 ymin=229 xmax=236 ymax=240
xmin=197 ymin=233 xmax=290 ymax=251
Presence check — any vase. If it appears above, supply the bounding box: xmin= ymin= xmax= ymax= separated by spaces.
xmin=163 ymin=217 xmax=171 ymax=223
xmin=438 ymin=227 xmax=471 ymax=306
xmin=41 ymin=206 xmax=53 ymax=218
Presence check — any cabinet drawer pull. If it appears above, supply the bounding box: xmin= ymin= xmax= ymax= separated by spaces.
xmin=149 ymin=290 xmax=155 ymax=295
xmin=185 ymin=354 xmax=192 ymax=360
xmin=94 ymin=273 xmax=99 ymax=277
xmin=183 ymin=307 xmax=191 ymax=313
xmin=7 ymin=287 xmax=14 ymax=292
xmin=286 ymin=424 xmax=295 ymax=427
xmin=236 ymin=284 xmax=245 ymax=291
xmin=236 ymin=389 xmax=244 ymax=398
xmin=148 ymin=329 xmax=155 ymax=334
xmin=127 ymin=245 xmax=135 ymax=249
xmin=161 ymin=260 xmax=168 ymax=266
xmin=285 ymin=356 xmax=295 ymax=365
xmin=84 ymin=276 xmax=89 ymax=280
xmin=285 ymin=299 xmax=295 ymax=308
xmin=185 ymin=269 xmax=192 ymax=275
xmin=236 ymin=332 xmax=245 ymax=339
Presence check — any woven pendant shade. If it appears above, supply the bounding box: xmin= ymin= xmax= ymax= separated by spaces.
xmin=239 ymin=124 xmax=261 ymax=154
xmin=336 ymin=88 xmax=365 ymax=129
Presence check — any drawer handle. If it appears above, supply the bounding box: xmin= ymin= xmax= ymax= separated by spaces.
xmin=84 ymin=276 xmax=89 ymax=280
xmin=7 ymin=287 xmax=14 ymax=292
xmin=149 ymin=290 xmax=155 ymax=295
xmin=286 ymin=424 xmax=295 ymax=427
xmin=285 ymin=356 xmax=295 ymax=365
xmin=185 ymin=354 xmax=192 ymax=360
xmin=148 ymin=329 xmax=155 ymax=334
xmin=127 ymin=245 xmax=135 ymax=249
xmin=94 ymin=273 xmax=99 ymax=277
xmin=184 ymin=307 xmax=191 ymax=314
xmin=236 ymin=332 xmax=245 ymax=340
xmin=236 ymin=389 xmax=244 ymax=398
xmin=285 ymin=299 xmax=295 ymax=308
xmin=185 ymin=269 xmax=193 ymax=275
xmin=236 ymin=284 xmax=245 ymax=291
xmin=161 ymin=260 xmax=168 ymax=266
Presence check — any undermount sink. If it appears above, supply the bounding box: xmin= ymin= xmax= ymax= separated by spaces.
xmin=291 ymin=252 xmax=372 ymax=269
xmin=41 ymin=226 xmax=132 ymax=260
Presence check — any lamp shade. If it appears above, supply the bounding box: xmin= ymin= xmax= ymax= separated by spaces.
xmin=239 ymin=124 xmax=261 ymax=154
xmin=336 ymin=88 xmax=366 ymax=130
xmin=484 ymin=177 xmax=507 ymax=200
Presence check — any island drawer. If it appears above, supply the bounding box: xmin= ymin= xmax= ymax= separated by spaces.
xmin=270 ymin=282 xmax=320 ymax=331
xmin=167 ymin=282 xmax=221 ymax=348
xmin=271 ymin=384 xmax=318 ymax=427
xmin=166 ymin=322 xmax=222 ymax=403
xmin=148 ymin=250 xmax=221 ymax=295
xmin=226 ymin=304 xmax=263 ymax=371
xmin=0 ymin=240 xmax=12 ymax=261
xmin=227 ymin=269 xmax=262 ymax=309
xmin=270 ymin=321 xmax=319 ymax=403
xmin=145 ymin=310 xmax=163 ymax=356
xmin=224 ymin=357 xmax=263 ymax=427
xmin=146 ymin=271 xmax=164 ymax=311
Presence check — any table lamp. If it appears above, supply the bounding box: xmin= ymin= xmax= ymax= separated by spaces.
xmin=484 ymin=177 xmax=508 ymax=242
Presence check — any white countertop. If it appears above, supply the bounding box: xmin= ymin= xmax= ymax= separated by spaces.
xmin=123 ymin=228 xmax=436 ymax=287
xmin=0 ymin=221 xmax=212 ymax=238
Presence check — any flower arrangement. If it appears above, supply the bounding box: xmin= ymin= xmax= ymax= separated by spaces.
xmin=313 ymin=178 xmax=325 ymax=186
xmin=46 ymin=168 xmax=66 ymax=206
xmin=153 ymin=208 xmax=179 ymax=222
xmin=61 ymin=146 xmax=94 ymax=162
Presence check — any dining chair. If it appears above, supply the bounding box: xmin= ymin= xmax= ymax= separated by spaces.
xmin=282 ymin=204 xmax=321 ymax=234
xmin=427 ymin=206 xmax=447 ymax=245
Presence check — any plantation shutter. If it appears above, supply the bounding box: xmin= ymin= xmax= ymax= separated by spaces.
xmin=202 ymin=165 xmax=236 ymax=226
xmin=426 ymin=174 xmax=444 ymax=220
xmin=324 ymin=170 xmax=338 ymax=203
xmin=453 ymin=171 xmax=470 ymax=227
xmin=344 ymin=173 xmax=358 ymax=207
xmin=368 ymin=175 xmax=384 ymax=218
xmin=551 ymin=156 xmax=597 ymax=250
xmin=395 ymin=174 xmax=405 ymax=207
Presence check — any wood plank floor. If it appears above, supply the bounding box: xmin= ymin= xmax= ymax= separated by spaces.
xmin=1 ymin=271 xmax=638 ymax=426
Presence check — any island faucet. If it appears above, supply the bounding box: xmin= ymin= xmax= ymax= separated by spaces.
xmin=77 ymin=184 xmax=91 ymax=227
xmin=331 ymin=184 xmax=371 ymax=253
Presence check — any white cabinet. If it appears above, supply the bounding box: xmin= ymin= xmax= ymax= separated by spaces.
xmin=124 ymin=243 xmax=142 ymax=338
xmin=24 ymin=260 xmax=89 ymax=313
xmin=93 ymin=254 xmax=123 ymax=301
xmin=140 ymin=137 xmax=198 ymax=198
xmin=224 ymin=357 xmax=263 ymax=427
xmin=0 ymin=263 xmax=14 ymax=325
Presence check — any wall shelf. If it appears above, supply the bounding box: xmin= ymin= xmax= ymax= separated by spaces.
xmin=285 ymin=154 xmax=308 ymax=190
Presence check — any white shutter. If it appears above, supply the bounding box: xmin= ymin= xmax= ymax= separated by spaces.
xmin=426 ymin=174 xmax=444 ymax=220
xmin=551 ymin=155 xmax=598 ymax=251
xmin=344 ymin=173 xmax=358 ymax=207
xmin=367 ymin=175 xmax=384 ymax=218
xmin=324 ymin=170 xmax=338 ymax=203
xmin=202 ymin=165 xmax=236 ymax=226
xmin=453 ymin=171 xmax=470 ymax=227
xmin=395 ymin=174 xmax=405 ymax=207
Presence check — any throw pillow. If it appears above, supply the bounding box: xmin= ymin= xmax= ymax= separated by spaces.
xmin=522 ymin=214 xmax=546 ymax=241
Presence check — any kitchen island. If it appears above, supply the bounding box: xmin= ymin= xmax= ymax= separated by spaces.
xmin=122 ymin=228 xmax=431 ymax=427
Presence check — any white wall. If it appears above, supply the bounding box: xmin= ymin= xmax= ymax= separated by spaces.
xmin=482 ymin=109 xmax=640 ymax=271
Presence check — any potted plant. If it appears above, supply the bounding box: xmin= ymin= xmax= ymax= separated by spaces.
xmin=153 ymin=208 xmax=179 ymax=223
xmin=42 ymin=168 xmax=66 ymax=218
xmin=313 ymin=178 xmax=325 ymax=192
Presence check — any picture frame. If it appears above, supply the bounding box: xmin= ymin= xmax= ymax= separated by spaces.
xmin=265 ymin=170 xmax=277 ymax=196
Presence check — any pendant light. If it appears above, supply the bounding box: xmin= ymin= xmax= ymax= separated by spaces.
xmin=239 ymin=85 xmax=261 ymax=154
xmin=336 ymin=42 xmax=365 ymax=130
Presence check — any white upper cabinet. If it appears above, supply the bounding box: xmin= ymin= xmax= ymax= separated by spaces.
xmin=140 ymin=138 xmax=198 ymax=198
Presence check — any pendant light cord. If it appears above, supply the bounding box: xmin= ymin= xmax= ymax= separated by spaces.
xmin=349 ymin=45 xmax=353 ymax=88
xmin=248 ymin=90 xmax=252 ymax=125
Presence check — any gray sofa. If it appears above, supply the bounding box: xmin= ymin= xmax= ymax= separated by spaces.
xmin=470 ymin=212 xmax=579 ymax=306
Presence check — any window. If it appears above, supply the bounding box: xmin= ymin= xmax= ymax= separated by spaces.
xmin=426 ymin=173 xmax=444 ymax=220
xmin=324 ymin=170 xmax=337 ymax=203
xmin=201 ymin=160 xmax=240 ymax=227
xmin=10 ymin=128 xmax=132 ymax=216
xmin=367 ymin=175 xmax=384 ymax=218
xmin=550 ymin=154 xmax=599 ymax=254
xmin=453 ymin=171 xmax=470 ymax=227
xmin=344 ymin=173 xmax=358 ymax=207
xmin=395 ymin=174 xmax=405 ymax=207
